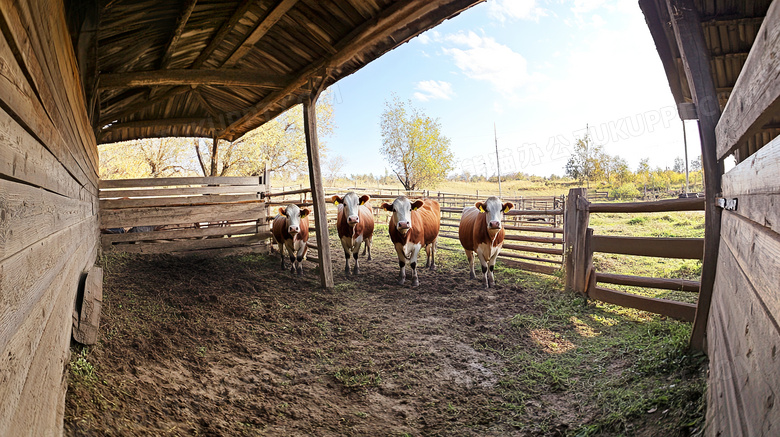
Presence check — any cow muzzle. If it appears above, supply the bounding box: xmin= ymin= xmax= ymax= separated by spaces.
xmin=396 ymin=221 xmax=411 ymax=233
xmin=288 ymin=225 xmax=300 ymax=234
xmin=347 ymin=215 xmax=359 ymax=225
xmin=488 ymin=220 xmax=502 ymax=230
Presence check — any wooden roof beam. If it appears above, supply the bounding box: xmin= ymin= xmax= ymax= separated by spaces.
xmin=98 ymin=85 xmax=191 ymax=125
xmin=98 ymin=69 xmax=292 ymax=89
xmin=190 ymin=0 xmax=254 ymax=69
xmin=219 ymin=0 xmax=457 ymax=140
xmin=220 ymin=0 xmax=300 ymax=68
xmin=98 ymin=117 xmax=215 ymax=139
xmin=159 ymin=0 xmax=198 ymax=69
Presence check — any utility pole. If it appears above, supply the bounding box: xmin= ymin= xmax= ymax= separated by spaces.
xmin=494 ymin=123 xmax=502 ymax=197
xmin=682 ymin=120 xmax=690 ymax=195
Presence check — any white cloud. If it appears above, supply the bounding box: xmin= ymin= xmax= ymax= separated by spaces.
xmin=488 ymin=0 xmax=548 ymax=22
xmin=441 ymin=31 xmax=536 ymax=95
xmin=413 ymin=80 xmax=455 ymax=101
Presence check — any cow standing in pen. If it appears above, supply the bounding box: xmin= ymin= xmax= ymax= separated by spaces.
xmin=272 ymin=204 xmax=310 ymax=275
xmin=382 ymin=196 xmax=441 ymax=287
xmin=331 ymin=192 xmax=374 ymax=275
xmin=459 ymin=196 xmax=514 ymax=288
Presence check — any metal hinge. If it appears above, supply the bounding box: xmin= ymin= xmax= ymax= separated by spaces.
xmin=716 ymin=197 xmax=738 ymax=211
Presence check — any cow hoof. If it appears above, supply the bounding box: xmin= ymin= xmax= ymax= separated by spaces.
xmin=344 ymin=268 xmax=351 ymax=276
xmin=367 ymin=255 xmax=372 ymax=261
xmin=397 ymin=279 xmax=405 ymax=286
xmin=297 ymin=268 xmax=303 ymax=276
xmin=469 ymin=272 xmax=476 ymax=280
xmin=353 ymin=267 xmax=360 ymax=275
xmin=411 ymin=279 xmax=420 ymax=287
xmin=429 ymin=264 xmax=436 ymax=271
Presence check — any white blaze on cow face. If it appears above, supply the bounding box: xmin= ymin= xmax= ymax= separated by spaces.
xmin=278 ymin=204 xmax=308 ymax=235
xmin=382 ymin=197 xmax=424 ymax=235
xmin=475 ymin=197 xmax=514 ymax=237
xmin=332 ymin=192 xmax=370 ymax=226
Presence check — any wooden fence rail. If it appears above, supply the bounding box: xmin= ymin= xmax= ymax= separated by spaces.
xmin=565 ymin=187 xmax=705 ymax=322
xmin=99 ymin=174 xmax=270 ymax=256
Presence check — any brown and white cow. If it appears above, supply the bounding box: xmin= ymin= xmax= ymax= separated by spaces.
xmin=459 ymin=196 xmax=514 ymax=288
xmin=381 ymin=197 xmax=441 ymax=287
xmin=271 ymin=204 xmax=310 ymax=275
xmin=331 ymin=192 xmax=374 ymax=275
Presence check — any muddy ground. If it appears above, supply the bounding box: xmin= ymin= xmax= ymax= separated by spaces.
xmin=64 ymin=233 xmax=702 ymax=436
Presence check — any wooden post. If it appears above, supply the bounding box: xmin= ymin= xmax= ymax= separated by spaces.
xmin=303 ymin=90 xmax=334 ymax=289
xmin=666 ymin=0 xmax=722 ymax=351
xmin=564 ymin=188 xmax=588 ymax=292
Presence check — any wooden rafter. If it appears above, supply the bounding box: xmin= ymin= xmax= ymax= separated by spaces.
xmin=220 ymin=0 xmax=300 ymax=68
xmin=189 ymin=0 xmax=254 ymax=68
xmin=190 ymin=86 xmax=220 ymax=118
xmin=99 ymin=117 xmax=215 ymax=139
xmin=98 ymin=69 xmax=291 ymax=89
xmin=159 ymin=0 xmax=198 ymax=69
xmin=219 ymin=0 xmax=457 ymax=140
xmin=98 ymin=85 xmax=191 ymax=124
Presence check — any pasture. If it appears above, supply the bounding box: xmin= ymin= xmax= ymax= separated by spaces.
xmin=65 ymin=222 xmax=705 ymax=436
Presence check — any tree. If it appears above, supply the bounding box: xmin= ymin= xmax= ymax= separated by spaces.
xmin=690 ymin=155 xmax=702 ymax=172
xmin=380 ymin=94 xmax=454 ymax=190
xmin=673 ymin=156 xmax=686 ymax=173
xmin=564 ymin=132 xmax=604 ymax=188
xmin=99 ymin=137 xmax=198 ymax=179
xmin=323 ymin=154 xmax=346 ymax=185
xmin=195 ymin=91 xmax=336 ymax=178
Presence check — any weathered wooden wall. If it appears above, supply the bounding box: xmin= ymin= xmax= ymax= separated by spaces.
xmin=0 ymin=1 xmax=99 ymax=435
xmin=706 ymin=2 xmax=780 ymax=434
xmin=706 ymin=136 xmax=780 ymax=435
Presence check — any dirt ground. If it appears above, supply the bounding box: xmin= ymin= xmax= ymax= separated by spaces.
xmin=64 ymin=234 xmax=700 ymax=436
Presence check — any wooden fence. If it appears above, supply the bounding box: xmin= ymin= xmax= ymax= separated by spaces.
xmin=99 ymin=175 xmax=270 ymax=256
xmin=564 ymin=187 xmax=705 ymax=321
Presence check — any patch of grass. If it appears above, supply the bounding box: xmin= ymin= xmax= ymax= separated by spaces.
xmin=333 ymin=362 xmax=382 ymax=391
xmin=70 ymin=347 xmax=98 ymax=385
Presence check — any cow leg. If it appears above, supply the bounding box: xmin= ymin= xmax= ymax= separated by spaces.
xmin=477 ymin=247 xmax=490 ymax=289
xmin=394 ymin=244 xmax=406 ymax=285
xmin=465 ymin=250 xmax=476 ymax=279
xmin=340 ymin=236 xmax=352 ymax=276
xmin=352 ymin=242 xmax=362 ymax=275
xmin=429 ymin=238 xmax=437 ymax=271
xmin=409 ymin=244 xmax=422 ymax=287
xmin=278 ymin=240 xmax=286 ymax=270
xmin=365 ymin=237 xmax=372 ymax=261
xmin=487 ymin=250 xmax=499 ymax=287
xmin=295 ymin=243 xmax=306 ymax=276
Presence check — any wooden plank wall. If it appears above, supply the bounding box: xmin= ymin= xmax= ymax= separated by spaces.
xmin=706 ymin=137 xmax=780 ymax=436
xmin=0 ymin=1 xmax=99 ymax=435
xmin=99 ymin=177 xmax=270 ymax=256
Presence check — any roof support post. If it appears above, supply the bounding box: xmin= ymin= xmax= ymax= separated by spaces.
xmin=665 ymin=0 xmax=723 ymax=351
xmin=303 ymin=79 xmax=333 ymax=289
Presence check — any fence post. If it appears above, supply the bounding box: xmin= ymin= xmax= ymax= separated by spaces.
xmin=564 ymin=188 xmax=589 ymax=293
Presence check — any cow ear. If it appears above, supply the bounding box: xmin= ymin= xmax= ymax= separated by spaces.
xmin=503 ymin=202 xmax=514 ymax=213
xmin=330 ymin=195 xmax=341 ymax=205
xmin=411 ymin=200 xmax=425 ymax=211
xmin=381 ymin=202 xmax=393 ymax=212
xmin=300 ymin=208 xmax=310 ymax=218
xmin=359 ymin=195 xmax=370 ymax=205
xmin=475 ymin=202 xmax=485 ymax=213
xmin=278 ymin=207 xmax=287 ymax=216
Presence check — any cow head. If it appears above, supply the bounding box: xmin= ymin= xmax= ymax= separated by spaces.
xmin=331 ymin=192 xmax=370 ymax=226
xmin=381 ymin=196 xmax=424 ymax=235
xmin=278 ymin=204 xmax=309 ymax=235
xmin=475 ymin=197 xmax=513 ymax=235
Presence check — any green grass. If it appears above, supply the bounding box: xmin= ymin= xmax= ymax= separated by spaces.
xmin=587 ymin=211 xmax=705 ymax=304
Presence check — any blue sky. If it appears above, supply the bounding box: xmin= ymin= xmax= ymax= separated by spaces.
xmin=325 ymin=0 xmax=700 ymax=179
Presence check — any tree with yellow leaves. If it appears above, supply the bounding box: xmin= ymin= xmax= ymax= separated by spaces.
xmin=380 ymin=94 xmax=454 ymax=190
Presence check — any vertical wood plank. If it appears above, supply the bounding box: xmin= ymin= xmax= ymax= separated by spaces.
xmin=303 ymin=94 xmax=334 ymax=289
xmin=665 ymin=0 xmax=723 ymax=351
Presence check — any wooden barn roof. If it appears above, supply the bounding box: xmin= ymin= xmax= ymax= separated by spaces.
xmin=639 ymin=0 xmax=777 ymax=158
xmin=84 ymin=0 xmax=483 ymax=144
